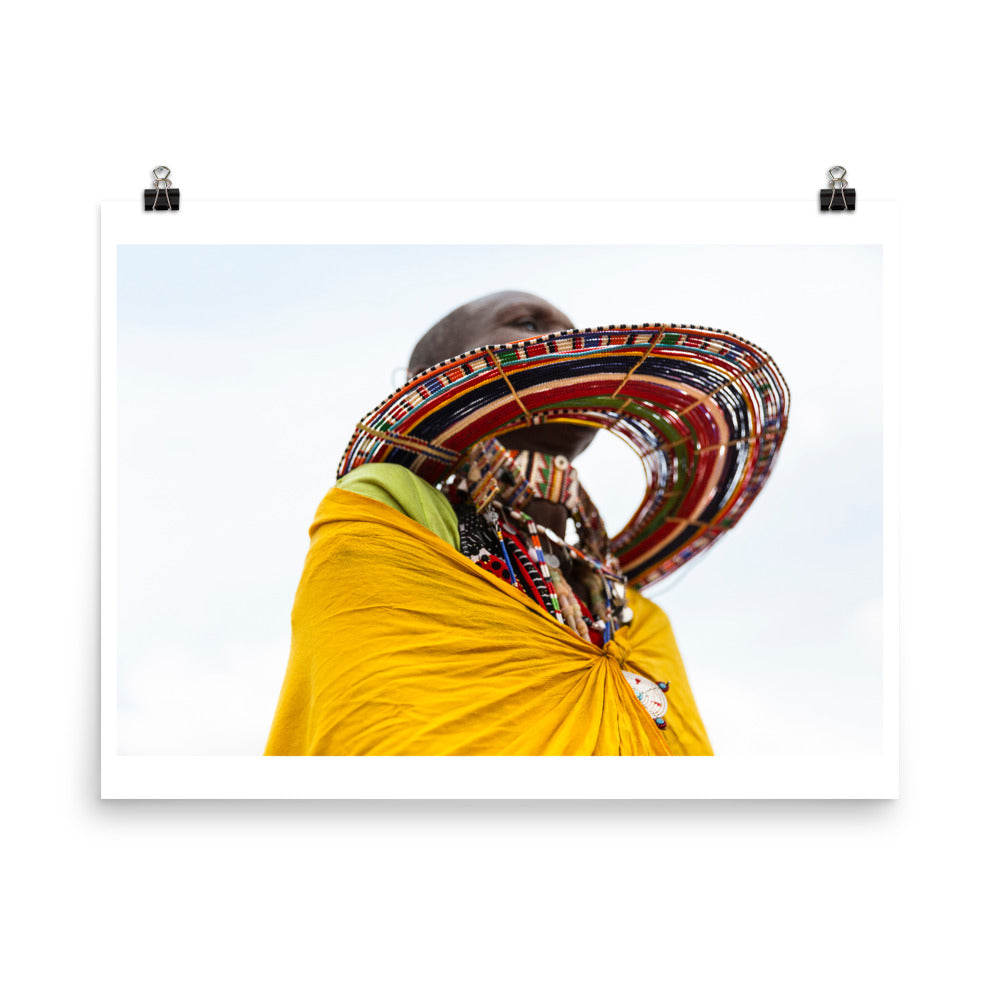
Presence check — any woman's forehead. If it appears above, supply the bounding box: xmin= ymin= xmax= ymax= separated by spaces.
xmin=489 ymin=293 xmax=572 ymax=327
xmin=409 ymin=290 xmax=573 ymax=372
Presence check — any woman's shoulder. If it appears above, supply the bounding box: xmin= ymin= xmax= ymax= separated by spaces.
xmin=335 ymin=463 xmax=460 ymax=550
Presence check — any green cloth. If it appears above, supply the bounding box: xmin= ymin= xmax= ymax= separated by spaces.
xmin=335 ymin=464 xmax=461 ymax=551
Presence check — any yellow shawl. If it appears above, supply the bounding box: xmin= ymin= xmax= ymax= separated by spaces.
xmin=265 ymin=489 xmax=713 ymax=756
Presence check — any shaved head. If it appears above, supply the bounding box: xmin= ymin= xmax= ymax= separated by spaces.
xmin=408 ymin=290 xmax=573 ymax=376
xmin=408 ymin=290 xmax=598 ymax=462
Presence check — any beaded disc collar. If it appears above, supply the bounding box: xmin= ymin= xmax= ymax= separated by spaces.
xmin=337 ymin=324 xmax=790 ymax=589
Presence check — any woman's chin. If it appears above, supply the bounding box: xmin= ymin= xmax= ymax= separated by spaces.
xmin=496 ymin=424 xmax=599 ymax=461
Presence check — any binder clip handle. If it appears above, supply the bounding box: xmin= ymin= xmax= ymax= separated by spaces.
xmin=820 ymin=165 xmax=855 ymax=212
xmin=144 ymin=165 xmax=180 ymax=211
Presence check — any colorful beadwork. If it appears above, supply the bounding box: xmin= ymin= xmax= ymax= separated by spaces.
xmin=452 ymin=449 xmax=628 ymax=641
xmin=511 ymin=450 xmax=580 ymax=509
xmin=491 ymin=448 xmax=627 ymax=637
xmin=338 ymin=324 xmax=790 ymax=589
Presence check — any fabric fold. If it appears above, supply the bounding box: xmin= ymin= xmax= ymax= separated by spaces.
xmin=265 ymin=488 xmax=713 ymax=756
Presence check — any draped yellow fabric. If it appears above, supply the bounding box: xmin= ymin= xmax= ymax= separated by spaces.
xmin=265 ymin=488 xmax=713 ymax=756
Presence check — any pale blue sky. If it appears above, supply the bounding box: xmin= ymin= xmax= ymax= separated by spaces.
xmin=117 ymin=243 xmax=883 ymax=754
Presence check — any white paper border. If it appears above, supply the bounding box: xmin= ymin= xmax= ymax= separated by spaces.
xmin=101 ymin=199 xmax=900 ymax=799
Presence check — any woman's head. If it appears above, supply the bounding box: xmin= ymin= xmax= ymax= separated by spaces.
xmin=408 ymin=290 xmax=598 ymax=460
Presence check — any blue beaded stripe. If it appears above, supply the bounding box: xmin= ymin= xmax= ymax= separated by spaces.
xmin=495 ymin=531 xmax=519 ymax=590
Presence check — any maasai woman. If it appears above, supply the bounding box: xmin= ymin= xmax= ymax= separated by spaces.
xmin=265 ymin=291 xmax=789 ymax=755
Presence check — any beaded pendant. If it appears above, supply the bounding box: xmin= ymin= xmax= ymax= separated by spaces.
xmin=621 ymin=670 xmax=669 ymax=722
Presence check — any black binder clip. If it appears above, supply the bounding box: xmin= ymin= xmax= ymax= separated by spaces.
xmin=144 ymin=166 xmax=180 ymax=211
xmin=819 ymin=166 xmax=855 ymax=212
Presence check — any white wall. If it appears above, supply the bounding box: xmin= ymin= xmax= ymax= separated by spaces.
xmin=3 ymin=3 xmax=993 ymax=998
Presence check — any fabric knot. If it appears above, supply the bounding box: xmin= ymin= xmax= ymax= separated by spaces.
xmin=602 ymin=636 xmax=633 ymax=669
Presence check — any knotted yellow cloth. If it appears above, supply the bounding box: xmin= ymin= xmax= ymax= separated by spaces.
xmin=265 ymin=489 xmax=713 ymax=756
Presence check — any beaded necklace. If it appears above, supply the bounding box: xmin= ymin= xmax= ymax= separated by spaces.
xmin=510 ymin=449 xmax=580 ymax=510
xmin=444 ymin=438 xmax=670 ymax=729
xmin=446 ymin=437 xmax=631 ymax=642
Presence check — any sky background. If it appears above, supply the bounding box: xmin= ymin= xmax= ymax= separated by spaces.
xmin=116 ymin=243 xmax=883 ymax=755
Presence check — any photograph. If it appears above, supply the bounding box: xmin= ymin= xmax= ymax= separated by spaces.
xmin=110 ymin=231 xmax=886 ymax=770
